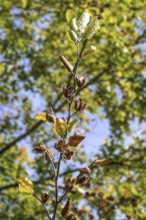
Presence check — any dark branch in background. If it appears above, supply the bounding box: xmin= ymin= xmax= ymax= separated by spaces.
xmin=0 ymin=68 xmax=108 ymax=155
xmin=1 ymin=157 xmax=146 ymax=193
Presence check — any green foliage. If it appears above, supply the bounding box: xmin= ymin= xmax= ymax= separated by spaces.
xmin=0 ymin=0 xmax=146 ymax=219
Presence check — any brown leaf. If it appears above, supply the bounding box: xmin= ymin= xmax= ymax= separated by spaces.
xmin=61 ymin=198 xmax=71 ymax=218
xmin=91 ymin=158 xmax=112 ymax=167
xmin=69 ymin=132 xmax=85 ymax=147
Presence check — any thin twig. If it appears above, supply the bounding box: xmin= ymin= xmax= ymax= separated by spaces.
xmin=52 ymin=153 xmax=62 ymax=220
xmin=58 ymin=191 xmax=69 ymax=203
xmin=33 ymin=193 xmax=52 ymax=220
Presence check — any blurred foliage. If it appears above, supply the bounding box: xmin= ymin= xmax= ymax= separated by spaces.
xmin=0 ymin=0 xmax=146 ymax=219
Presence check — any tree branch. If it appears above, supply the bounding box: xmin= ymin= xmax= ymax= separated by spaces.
xmin=0 ymin=68 xmax=108 ymax=155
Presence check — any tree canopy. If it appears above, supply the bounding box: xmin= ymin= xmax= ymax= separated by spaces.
xmin=0 ymin=0 xmax=146 ymax=219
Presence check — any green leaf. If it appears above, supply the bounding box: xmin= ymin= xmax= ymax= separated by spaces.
xmin=66 ymin=9 xmax=76 ymax=24
xmin=68 ymin=118 xmax=78 ymax=133
xmin=17 ymin=177 xmax=33 ymax=193
xmin=83 ymin=16 xmax=102 ymax=39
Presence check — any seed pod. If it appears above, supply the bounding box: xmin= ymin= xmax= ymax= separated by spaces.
xmin=79 ymin=167 xmax=91 ymax=174
xmin=82 ymin=45 xmax=96 ymax=59
xmin=45 ymin=148 xmax=54 ymax=160
xmin=75 ymin=98 xmax=87 ymax=111
xmin=46 ymin=108 xmax=56 ymax=123
xmin=82 ymin=16 xmax=102 ymax=39
xmin=34 ymin=143 xmax=46 ymax=153
xmin=63 ymin=86 xmax=76 ymax=99
xmin=41 ymin=192 xmax=49 ymax=204
xmin=66 ymin=213 xmax=78 ymax=220
xmin=61 ymin=198 xmax=71 ymax=218
xmin=75 ymin=75 xmax=88 ymax=88
xmin=65 ymin=178 xmax=76 ymax=191
xmin=60 ymin=56 xmax=73 ymax=73
xmin=54 ymin=140 xmax=68 ymax=153
xmin=76 ymin=173 xmax=89 ymax=185
xmin=70 ymin=17 xmax=78 ymax=32
xmin=77 ymin=12 xmax=90 ymax=32
xmin=63 ymin=149 xmax=74 ymax=160
xmin=68 ymin=30 xmax=78 ymax=43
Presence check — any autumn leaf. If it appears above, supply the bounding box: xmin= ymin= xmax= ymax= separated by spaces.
xmin=54 ymin=118 xmax=68 ymax=136
xmin=69 ymin=132 xmax=85 ymax=147
xmin=35 ymin=112 xmax=47 ymax=121
xmin=17 ymin=177 xmax=34 ymax=193
xmin=91 ymin=158 xmax=112 ymax=167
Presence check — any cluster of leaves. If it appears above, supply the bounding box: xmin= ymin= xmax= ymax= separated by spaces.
xmin=0 ymin=0 xmax=146 ymax=219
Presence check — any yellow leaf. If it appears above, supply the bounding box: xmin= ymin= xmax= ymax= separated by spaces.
xmin=17 ymin=177 xmax=33 ymax=193
xmin=21 ymin=0 xmax=27 ymax=8
xmin=54 ymin=118 xmax=68 ymax=136
xmin=66 ymin=9 xmax=76 ymax=23
xmin=35 ymin=112 xmax=46 ymax=121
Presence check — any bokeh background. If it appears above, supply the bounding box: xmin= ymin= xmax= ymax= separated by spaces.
xmin=0 ymin=0 xmax=146 ymax=219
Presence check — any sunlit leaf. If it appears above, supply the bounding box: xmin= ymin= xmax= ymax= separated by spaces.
xmin=17 ymin=177 xmax=33 ymax=193
xmin=66 ymin=9 xmax=76 ymax=23
xmin=68 ymin=118 xmax=78 ymax=132
xmin=54 ymin=118 xmax=68 ymax=136
xmin=35 ymin=112 xmax=47 ymax=121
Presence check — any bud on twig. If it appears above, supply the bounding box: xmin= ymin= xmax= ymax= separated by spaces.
xmin=61 ymin=198 xmax=71 ymax=218
xmin=75 ymin=98 xmax=87 ymax=111
xmin=46 ymin=109 xmax=56 ymax=123
xmin=66 ymin=213 xmax=78 ymax=220
xmin=45 ymin=148 xmax=54 ymax=160
xmin=83 ymin=15 xmax=102 ymax=39
xmin=54 ymin=140 xmax=68 ymax=153
xmin=65 ymin=178 xmax=76 ymax=191
xmin=75 ymin=75 xmax=88 ymax=88
xmin=63 ymin=86 xmax=76 ymax=99
xmin=77 ymin=12 xmax=90 ymax=32
xmin=79 ymin=167 xmax=91 ymax=174
xmin=76 ymin=173 xmax=89 ymax=185
xmin=68 ymin=30 xmax=78 ymax=44
xmin=34 ymin=143 xmax=46 ymax=153
xmin=60 ymin=56 xmax=73 ymax=73
xmin=63 ymin=149 xmax=74 ymax=160
xmin=70 ymin=18 xmax=78 ymax=32
xmin=41 ymin=192 xmax=50 ymax=204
